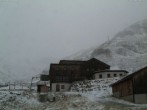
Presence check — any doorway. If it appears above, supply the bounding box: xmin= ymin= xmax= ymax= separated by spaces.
xmin=56 ymin=84 xmax=60 ymax=92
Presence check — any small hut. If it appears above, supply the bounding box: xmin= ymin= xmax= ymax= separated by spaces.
xmin=37 ymin=81 xmax=50 ymax=93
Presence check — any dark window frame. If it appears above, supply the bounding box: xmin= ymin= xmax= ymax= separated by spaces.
xmin=61 ymin=85 xmax=65 ymax=89
xmin=120 ymin=74 xmax=123 ymax=77
xmin=107 ymin=74 xmax=111 ymax=78
xmin=99 ymin=74 xmax=102 ymax=78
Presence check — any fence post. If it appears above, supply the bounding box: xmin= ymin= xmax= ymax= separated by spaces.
xmin=9 ymin=82 xmax=10 ymax=90
xmin=14 ymin=83 xmax=15 ymax=90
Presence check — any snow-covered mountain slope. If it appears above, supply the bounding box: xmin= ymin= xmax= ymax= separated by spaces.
xmin=67 ymin=20 xmax=147 ymax=73
xmin=0 ymin=57 xmax=55 ymax=83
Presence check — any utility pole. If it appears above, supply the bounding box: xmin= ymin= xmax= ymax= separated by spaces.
xmin=108 ymin=36 xmax=110 ymax=43
xmin=14 ymin=82 xmax=15 ymax=90
xmin=9 ymin=81 xmax=10 ymax=91
xmin=30 ymin=77 xmax=33 ymax=91
xmin=30 ymin=76 xmax=39 ymax=91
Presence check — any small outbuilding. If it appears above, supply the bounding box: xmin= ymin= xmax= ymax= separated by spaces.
xmin=37 ymin=81 xmax=50 ymax=93
xmin=37 ymin=74 xmax=50 ymax=93
xmin=111 ymin=66 xmax=147 ymax=104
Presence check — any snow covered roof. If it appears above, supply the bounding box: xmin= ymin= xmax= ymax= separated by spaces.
xmin=37 ymin=81 xmax=49 ymax=85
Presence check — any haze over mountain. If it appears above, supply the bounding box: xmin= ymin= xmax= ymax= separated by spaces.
xmin=0 ymin=1 xmax=147 ymax=83
xmin=67 ymin=20 xmax=147 ymax=73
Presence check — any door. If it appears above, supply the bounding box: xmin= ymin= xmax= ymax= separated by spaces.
xmin=56 ymin=84 xmax=60 ymax=92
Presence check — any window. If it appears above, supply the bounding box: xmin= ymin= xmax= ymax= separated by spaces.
xmin=99 ymin=74 xmax=102 ymax=78
xmin=120 ymin=74 xmax=123 ymax=77
xmin=114 ymin=74 xmax=117 ymax=77
xmin=107 ymin=74 xmax=110 ymax=78
xmin=93 ymin=75 xmax=95 ymax=79
xmin=61 ymin=85 xmax=65 ymax=89
xmin=96 ymin=68 xmax=100 ymax=71
xmin=62 ymin=76 xmax=69 ymax=82
xmin=55 ymin=76 xmax=62 ymax=81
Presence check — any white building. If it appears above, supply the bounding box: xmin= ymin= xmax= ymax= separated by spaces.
xmin=51 ymin=83 xmax=71 ymax=92
xmin=93 ymin=70 xmax=128 ymax=79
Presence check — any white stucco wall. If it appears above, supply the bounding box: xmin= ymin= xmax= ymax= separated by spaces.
xmin=94 ymin=71 xmax=127 ymax=79
xmin=51 ymin=83 xmax=71 ymax=92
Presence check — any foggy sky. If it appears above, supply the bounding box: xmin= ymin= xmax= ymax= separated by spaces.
xmin=0 ymin=0 xmax=147 ymax=81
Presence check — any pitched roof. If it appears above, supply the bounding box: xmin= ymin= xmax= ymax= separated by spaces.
xmin=110 ymin=66 xmax=147 ymax=86
xmin=87 ymin=58 xmax=110 ymax=67
xmin=59 ymin=60 xmax=86 ymax=64
xmin=94 ymin=70 xmax=128 ymax=74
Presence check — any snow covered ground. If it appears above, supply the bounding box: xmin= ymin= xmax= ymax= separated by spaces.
xmin=1 ymin=85 xmax=147 ymax=110
xmin=0 ymin=90 xmax=40 ymax=110
xmin=0 ymin=78 xmax=146 ymax=110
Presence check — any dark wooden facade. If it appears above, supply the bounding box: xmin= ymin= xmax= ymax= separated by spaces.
xmin=84 ymin=58 xmax=110 ymax=79
xmin=49 ymin=64 xmax=83 ymax=83
xmin=40 ymin=74 xmax=49 ymax=81
xmin=111 ymin=66 xmax=147 ymax=104
xmin=59 ymin=60 xmax=85 ymax=65
xmin=49 ymin=58 xmax=110 ymax=91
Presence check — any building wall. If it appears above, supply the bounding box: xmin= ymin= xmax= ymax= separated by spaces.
xmin=135 ymin=94 xmax=147 ymax=104
xmin=40 ymin=75 xmax=49 ymax=81
xmin=51 ymin=83 xmax=71 ymax=92
xmin=112 ymin=78 xmax=133 ymax=102
xmin=49 ymin=64 xmax=83 ymax=83
xmin=133 ymin=67 xmax=147 ymax=94
xmin=133 ymin=67 xmax=147 ymax=104
xmin=94 ymin=71 xmax=127 ymax=79
xmin=37 ymin=85 xmax=49 ymax=93
xmin=117 ymin=95 xmax=134 ymax=102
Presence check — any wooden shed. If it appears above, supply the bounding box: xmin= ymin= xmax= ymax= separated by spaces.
xmin=37 ymin=81 xmax=50 ymax=93
xmin=111 ymin=66 xmax=147 ymax=104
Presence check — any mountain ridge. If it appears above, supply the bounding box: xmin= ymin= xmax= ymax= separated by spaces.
xmin=66 ymin=20 xmax=147 ymax=73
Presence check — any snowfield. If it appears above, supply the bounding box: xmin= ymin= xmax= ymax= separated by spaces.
xmin=1 ymin=78 xmax=147 ymax=110
xmin=0 ymin=90 xmax=147 ymax=110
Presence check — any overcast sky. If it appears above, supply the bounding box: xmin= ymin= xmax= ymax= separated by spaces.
xmin=0 ymin=0 xmax=147 ymax=80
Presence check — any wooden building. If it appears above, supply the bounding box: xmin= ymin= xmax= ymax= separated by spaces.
xmin=37 ymin=74 xmax=50 ymax=93
xmin=37 ymin=81 xmax=49 ymax=93
xmin=40 ymin=74 xmax=49 ymax=81
xmin=111 ymin=66 xmax=147 ymax=104
xmin=49 ymin=58 xmax=110 ymax=92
